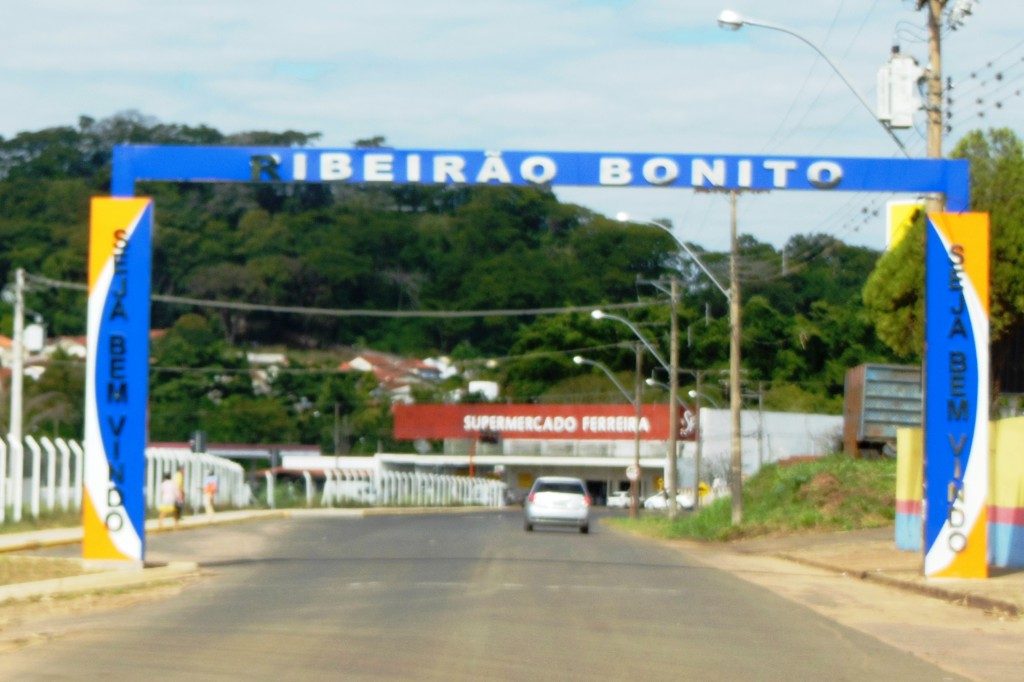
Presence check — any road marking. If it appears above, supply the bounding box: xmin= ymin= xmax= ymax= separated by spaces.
xmin=344 ymin=581 xmax=685 ymax=596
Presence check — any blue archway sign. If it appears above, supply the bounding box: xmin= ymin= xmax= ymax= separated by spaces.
xmin=90 ymin=144 xmax=982 ymax=578
xmin=111 ymin=145 xmax=969 ymax=210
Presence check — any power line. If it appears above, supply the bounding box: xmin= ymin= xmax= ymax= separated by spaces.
xmin=25 ymin=273 xmax=657 ymax=320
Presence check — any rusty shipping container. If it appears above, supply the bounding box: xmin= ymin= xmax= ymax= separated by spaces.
xmin=843 ymin=364 xmax=922 ymax=457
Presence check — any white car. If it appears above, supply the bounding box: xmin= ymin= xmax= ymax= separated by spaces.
xmin=643 ymin=490 xmax=695 ymax=511
xmin=606 ymin=490 xmax=632 ymax=509
xmin=524 ymin=476 xmax=591 ymax=533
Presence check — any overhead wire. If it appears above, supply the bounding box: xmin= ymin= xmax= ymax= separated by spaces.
xmin=696 ymin=8 xmax=1022 ymax=287
xmin=25 ymin=273 xmax=658 ymax=319
xmin=765 ymin=0 xmax=851 ymax=155
xmin=944 ymin=34 xmax=1024 ymax=134
xmin=756 ymin=0 xmax=846 ymax=155
xmin=729 ymin=0 xmax=908 ymax=267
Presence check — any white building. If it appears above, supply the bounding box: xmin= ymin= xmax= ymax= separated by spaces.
xmin=678 ymin=408 xmax=843 ymax=486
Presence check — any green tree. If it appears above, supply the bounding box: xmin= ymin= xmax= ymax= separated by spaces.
xmin=862 ymin=128 xmax=1024 ymax=382
xmin=203 ymin=395 xmax=297 ymax=443
xmin=148 ymin=314 xmax=248 ymax=440
xmin=22 ymin=349 xmax=84 ymax=438
xmin=742 ymin=295 xmax=789 ymax=380
xmin=862 ymin=218 xmax=925 ymax=361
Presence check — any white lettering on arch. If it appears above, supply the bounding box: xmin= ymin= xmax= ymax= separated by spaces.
xmin=521 ymin=156 xmax=557 ymax=184
xmin=364 ymin=154 xmax=394 ymax=182
xmin=600 ymin=157 xmax=632 ymax=185
xmin=320 ymin=153 xmax=353 ymax=181
xmin=433 ymin=155 xmax=467 ymax=183
xmin=642 ymin=157 xmax=679 ymax=185
xmin=764 ymin=159 xmax=797 ymax=188
xmin=691 ymin=159 xmax=725 ymax=187
xmin=477 ymin=152 xmax=513 ymax=183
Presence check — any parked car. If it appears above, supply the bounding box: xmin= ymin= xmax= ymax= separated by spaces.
xmin=606 ymin=490 xmax=632 ymax=509
xmin=643 ymin=490 xmax=695 ymax=511
xmin=524 ymin=476 xmax=591 ymax=534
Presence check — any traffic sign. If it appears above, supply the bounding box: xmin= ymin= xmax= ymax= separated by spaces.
xmin=625 ymin=464 xmax=640 ymax=481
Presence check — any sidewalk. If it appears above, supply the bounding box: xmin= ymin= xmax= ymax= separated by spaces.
xmin=726 ymin=526 xmax=1024 ymax=618
xmin=0 ymin=510 xmax=290 ymax=603
xmin=0 ymin=509 xmax=289 ymax=554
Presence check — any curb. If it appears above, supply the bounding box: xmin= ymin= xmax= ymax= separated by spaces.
xmin=0 ymin=510 xmax=289 ymax=554
xmin=775 ymin=552 xmax=1022 ymax=618
xmin=0 ymin=561 xmax=200 ymax=605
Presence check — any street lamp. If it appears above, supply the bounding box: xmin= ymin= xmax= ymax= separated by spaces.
xmin=573 ymin=352 xmax=643 ymax=518
xmin=590 ymin=310 xmax=668 ymax=370
xmin=650 ymin=376 xmax=708 ymax=511
xmin=645 ymin=376 xmax=668 ymax=391
xmin=591 ymin=309 xmax=679 ymax=518
xmin=688 ymin=389 xmax=722 ymax=409
xmin=716 ymin=9 xmax=910 ymax=159
xmin=616 ymin=213 xmax=730 ymax=300
xmin=615 ymin=212 xmax=740 ymax=522
xmin=573 ymin=355 xmax=633 ymax=404
xmin=646 ymin=378 xmax=694 ymax=408
xmin=2 ymin=269 xmax=31 ymax=522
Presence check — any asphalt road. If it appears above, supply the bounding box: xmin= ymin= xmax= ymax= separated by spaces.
xmin=0 ymin=510 xmax=962 ymax=680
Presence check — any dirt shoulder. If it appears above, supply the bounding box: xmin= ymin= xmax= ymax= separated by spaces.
xmin=0 ymin=556 xmax=97 ymax=586
xmin=645 ymin=530 xmax=1024 ymax=682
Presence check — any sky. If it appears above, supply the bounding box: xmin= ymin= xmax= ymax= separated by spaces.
xmin=2 ymin=0 xmax=1021 ymax=253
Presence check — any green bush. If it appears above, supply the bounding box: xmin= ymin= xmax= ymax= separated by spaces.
xmin=611 ymin=454 xmax=896 ymax=541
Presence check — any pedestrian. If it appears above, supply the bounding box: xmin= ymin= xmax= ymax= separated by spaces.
xmin=173 ymin=466 xmax=186 ymax=523
xmin=203 ymin=470 xmax=218 ymax=516
xmin=158 ymin=473 xmax=178 ymax=528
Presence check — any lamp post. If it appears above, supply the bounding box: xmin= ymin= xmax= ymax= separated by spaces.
xmin=574 ymin=351 xmax=643 ymax=518
xmin=8 ymin=269 xmax=25 ymax=522
xmin=573 ymin=355 xmax=634 ymax=403
xmin=716 ymin=9 xmax=911 ymax=159
xmin=647 ymin=377 xmax=696 ymax=410
xmin=687 ymin=389 xmax=721 ymax=409
xmin=649 ymin=375 xmax=705 ymax=511
xmin=591 ymin=309 xmax=678 ymax=518
xmin=615 ymin=214 xmax=737 ymax=522
xmin=590 ymin=310 xmax=667 ymax=369
xmin=9 ymin=268 xmax=24 ymax=448
xmin=616 ymin=214 xmax=730 ymax=300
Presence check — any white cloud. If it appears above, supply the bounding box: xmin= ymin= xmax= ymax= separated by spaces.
xmin=0 ymin=0 xmax=1020 ymax=251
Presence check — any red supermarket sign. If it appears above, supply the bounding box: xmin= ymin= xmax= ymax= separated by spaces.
xmin=393 ymin=404 xmax=695 ymax=441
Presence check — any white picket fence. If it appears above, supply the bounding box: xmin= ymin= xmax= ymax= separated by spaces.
xmin=145 ymin=446 xmax=249 ymax=513
xmin=267 ymin=468 xmax=506 ymax=509
xmin=1 ymin=436 xmax=506 ymax=523
xmin=0 ymin=436 xmax=246 ymax=524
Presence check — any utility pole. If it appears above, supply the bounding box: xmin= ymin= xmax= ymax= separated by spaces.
xmin=728 ymin=191 xmax=743 ymax=525
xmin=920 ymin=0 xmax=947 ymax=212
xmin=9 ymin=268 xmax=25 ymax=522
xmin=631 ymin=273 xmax=680 ymax=519
xmin=693 ymin=370 xmax=704 ymax=510
xmin=631 ymin=343 xmax=643 ymax=519
xmin=922 ymin=0 xmax=944 ymax=160
xmin=333 ymin=402 xmax=341 ymax=455
xmin=667 ymin=276 xmax=680 ymax=519
xmin=757 ymin=381 xmax=765 ymax=471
